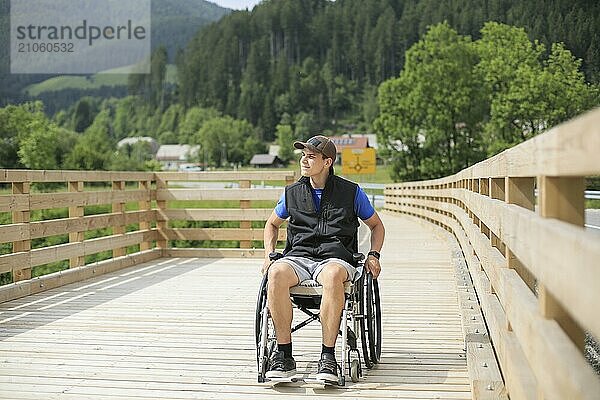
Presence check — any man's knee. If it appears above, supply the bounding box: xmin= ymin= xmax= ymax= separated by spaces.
xmin=317 ymin=263 xmax=347 ymax=287
xmin=268 ymin=262 xmax=298 ymax=287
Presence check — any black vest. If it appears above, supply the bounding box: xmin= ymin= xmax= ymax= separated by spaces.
xmin=283 ymin=175 xmax=359 ymax=264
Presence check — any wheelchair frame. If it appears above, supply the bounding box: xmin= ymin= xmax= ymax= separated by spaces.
xmin=255 ymin=254 xmax=382 ymax=386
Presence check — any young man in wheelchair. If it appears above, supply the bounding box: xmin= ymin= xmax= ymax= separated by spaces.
xmin=262 ymin=135 xmax=385 ymax=381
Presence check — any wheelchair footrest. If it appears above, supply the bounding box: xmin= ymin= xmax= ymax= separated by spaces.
xmin=303 ymin=377 xmax=342 ymax=386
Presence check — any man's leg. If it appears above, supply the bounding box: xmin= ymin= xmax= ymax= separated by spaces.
xmin=265 ymin=262 xmax=299 ymax=378
xmin=315 ymin=262 xmax=347 ymax=381
xmin=267 ymin=262 xmax=299 ymax=344
xmin=316 ymin=262 xmax=347 ymax=346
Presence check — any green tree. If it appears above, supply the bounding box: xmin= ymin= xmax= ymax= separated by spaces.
xmin=157 ymin=104 xmax=184 ymax=137
xmin=375 ymin=76 xmax=426 ymax=181
xmin=151 ymin=46 xmax=168 ymax=109
xmin=0 ymin=102 xmax=40 ymax=168
xmin=475 ymin=22 xmax=547 ymax=153
xmin=476 ymin=22 xmax=598 ymax=155
xmin=178 ymin=106 xmax=221 ymax=144
xmin=542 ymin=42 xmax=598 ymax=125
xmin=275 ymin=123 xmax=294 ymax=163
xmin=360 ymin=84 xmax=379 ymax=130
xmin=158 ymin=131 xmax=178 ymax=144
xmin=0 ymin=102 xmax=71 ymax=169
xmin=110 ymin=141 xmax=155 ymax=171
xmin=113 ymin=96 xmax=142 ymax=139
xmin=18 ymin=124 xmax=61 ymax=170
xmin=127 ymin=46 xmax=168 ymax=109
xmin=194 ymin=116 xmax=264 ymax=167
xmin=374 ymin=22 xmax=486 ymax=181
xmin=294 ymin=111 xmax=317 ymax=141
xmin=72 ymin=98 xmax=94 ymax=133
xmin=64 ymin=110 xmax=115 ymax=170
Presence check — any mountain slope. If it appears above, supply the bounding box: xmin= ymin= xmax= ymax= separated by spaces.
xmin=0 ymin=0 xmax=229 ymax=106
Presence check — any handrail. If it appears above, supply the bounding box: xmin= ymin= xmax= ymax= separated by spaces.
xmin=153 ymin=170 xmax=295 ymax=258
xmin=0 ymin=169 xmax=296 ymax=302
xmin=384 ymin=107 xmax=600 ymax=399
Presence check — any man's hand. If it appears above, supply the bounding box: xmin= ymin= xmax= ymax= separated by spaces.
xmin=365 ymin=255 xmax=381 ymax=279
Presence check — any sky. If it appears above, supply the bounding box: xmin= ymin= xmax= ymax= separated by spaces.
xmin=209 ymin=0 xmax=263 ymax=10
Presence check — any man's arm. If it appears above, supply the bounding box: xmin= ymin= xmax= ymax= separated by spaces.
xmin=262 ymin=210 xmax=286 ymax=273
xmin=363 ymin=211 xmax=385 ymax=278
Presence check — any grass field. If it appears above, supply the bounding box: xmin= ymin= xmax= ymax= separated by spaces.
xmin=587 ymin=199 xmax=600 ymax=209
xmin=25 ymin=65 xmax=178 ymax=96
xmin=338 ymin=164 xmax=393 ymax=184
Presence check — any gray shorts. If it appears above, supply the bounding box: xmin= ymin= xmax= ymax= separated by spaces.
xmin=275 ymin=256 xmax=357 ymax=284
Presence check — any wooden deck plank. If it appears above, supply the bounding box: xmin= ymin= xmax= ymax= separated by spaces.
xmin=0 ymin=213 xmax=471 ymax=399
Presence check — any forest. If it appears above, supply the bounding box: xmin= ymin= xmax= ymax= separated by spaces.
xmin=177 ymin=0 xmax=600 ymax=139
xmin=1 ymin=0 xmax=599 ymax=182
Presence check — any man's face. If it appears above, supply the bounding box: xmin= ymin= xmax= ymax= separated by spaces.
xmin=300 ymin=149 xmax=330 ymax=176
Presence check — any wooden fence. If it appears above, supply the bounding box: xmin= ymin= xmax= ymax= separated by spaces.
xmin=0 ymin=170 xmax=295 ymax=302
xmin=384 ymin=107 xmax=600 ymax=399
xmin=154 ymin=171 xmax=294 ymax=258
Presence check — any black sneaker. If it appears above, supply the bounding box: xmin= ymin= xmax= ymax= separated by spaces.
xmin=266 ymin=351 xmax=296 ymax=379
xmin=316 ymin=352 xmax=338 ymax=381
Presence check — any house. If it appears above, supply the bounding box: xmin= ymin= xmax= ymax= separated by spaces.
xmin=330 ymin=136 xmax=369 ymax=151
xmin=250 ymin=154 xmax=285 ymax=168
xmin=328 ymin=136 xmax=370 ymax=164
xmin=155 ymin=144 xmax=200 ymax=170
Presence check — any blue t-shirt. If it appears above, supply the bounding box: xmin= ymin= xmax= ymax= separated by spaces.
xmin=274 ymin=185 xmax=375 ymax=220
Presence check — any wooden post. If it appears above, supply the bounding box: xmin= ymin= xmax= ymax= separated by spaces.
xmin=112 ymin=181 xmax=126 ymax=257
xmin=156 ymin=177 xmax=168 ymax=251
xmin=239 ymin=179 xmax=251 ymax=249
xmin=538 ymin=176 xmax=585 ymax=226
xmin=12 ymin=182 xmax=31 ymax=281
xmin=139 ymin=180 xmax=152 ymax=251
xmin=491 ymin=232 xmax=503 ymax=252
xmin=479 ymin=178 xmax=489 ymax=196
xmin=68 ymin=181 xmax=85 ymax=268
xmin=481 ymin=222 xmax=490 ymax=239
xmin=504 ymin=177 xmax=537 ymax=291
xmin=538 ymin=176 xmax=585 ymax=351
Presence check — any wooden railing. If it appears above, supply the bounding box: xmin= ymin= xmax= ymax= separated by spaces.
xmin=0 ymin=170 xmax=295 ymax=302
xmin=154 ymin=171 xmax=294 ymax=257
xmin=384 ymin=107 xmax=600 ymax=399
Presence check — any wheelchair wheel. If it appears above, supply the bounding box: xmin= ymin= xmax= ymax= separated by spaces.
xmin=366 ymin=274 xmax=382 ymax=364
xmin=255 ymin=274 xmax=268 ymax=348
xmin=356 ymin=274 xmax=373 ymax=369
xmin=255 ymin=274 xmax=275 ymax=382
xmin=350 ymin=359 xmax=360 ymax=382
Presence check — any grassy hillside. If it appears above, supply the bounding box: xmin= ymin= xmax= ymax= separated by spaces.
xmin=25 ymin=65 xmax=178 ymax=96
xmin=0 ymin=0 xmax=228 ymax=104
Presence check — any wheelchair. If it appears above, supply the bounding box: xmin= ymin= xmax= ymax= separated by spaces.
xmin=255 ymin=252 xmax=382 ymax=386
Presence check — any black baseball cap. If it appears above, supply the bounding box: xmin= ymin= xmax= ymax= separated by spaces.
xmin=293 ymin=135 xmax=337 ymax=162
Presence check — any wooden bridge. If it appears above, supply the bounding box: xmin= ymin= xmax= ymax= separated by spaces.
xmin=1 ymin=109 xmax=599 ymax=399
